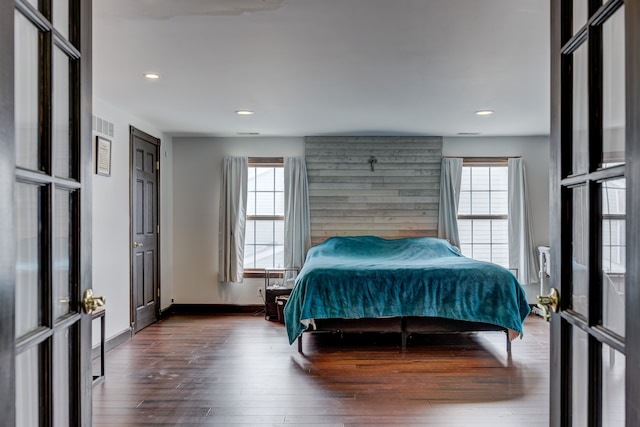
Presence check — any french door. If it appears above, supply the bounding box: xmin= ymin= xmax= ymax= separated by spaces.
xmin=1 ymin=0 xmax=94 ymax=425
xmin=548 ymin=0 xmax=639 ymax=426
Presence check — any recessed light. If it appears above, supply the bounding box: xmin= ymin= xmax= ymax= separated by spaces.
xmin=474 ymin=110 xmax=494 ymax=116
xmin=235 ymin=110 xmax=255 ymax=116
xmin=237 ymin=132 xmax=260 ymax=135
xmin=457 ymin=132 xmax=481 ymax=136
xmin=144 ymin=72 xmax=160 ymax=80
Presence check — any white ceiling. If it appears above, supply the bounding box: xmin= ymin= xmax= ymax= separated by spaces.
xmin=93 ymin=0 xmax=550 ymax=138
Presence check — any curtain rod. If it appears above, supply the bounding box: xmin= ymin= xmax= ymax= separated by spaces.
xmin=462 ymin=156 xmax=521 ymax=165
xmin=248 ymin=157 xmax=283 ymax=165
xmin=462 ymin=156 xmax=521 ymax=160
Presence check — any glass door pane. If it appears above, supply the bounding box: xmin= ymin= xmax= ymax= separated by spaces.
xmin=14 ymin=12 xmax=40 ymax=172
xmin=572 ymin=327 xmax=589 ymax=426
xmin=53 ymin=0 xmax=70 ymax=40
xmin=572 ymin=43 xmax=589 ymax=175
xmin=15 ymin=182 xmax=44 ymax=337
xmin=602 ymin=6 xmax=625 ymax=168
xmin=603 ymin=345 xmax=625 ymax=426
xmin=53 ymin=189 xmax=75 ymax=319
xmin=573 ymin=0 xmax=589 ymax=34
xmin=601 ymin=179 xmax=625 ymax=337
xmin=16 ymin=345 xmax=42 ymax=427
xmin=53 ymin=328 xmax=72 ymax=427
xmin=53 ymin=47 xmax=73 ymax=179
xmin=572 ymin=186 xmax=589 ymax=317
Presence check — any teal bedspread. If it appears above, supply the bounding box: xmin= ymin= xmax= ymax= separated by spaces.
xmin=284 ymin=236 xmax=531 ymax=344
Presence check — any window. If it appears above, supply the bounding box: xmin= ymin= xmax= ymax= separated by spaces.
xmin=244 ymin=158 xmax=285 ymax=270
xmin=457 ymin=162 xmax=509 ymax=268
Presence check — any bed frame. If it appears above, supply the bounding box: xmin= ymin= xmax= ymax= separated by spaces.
xmin=296 ymin=316 xmax=512 ymax=353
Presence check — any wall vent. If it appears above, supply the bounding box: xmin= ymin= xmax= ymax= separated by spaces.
xmin=92 ymin=115 xmax=114 ymax=138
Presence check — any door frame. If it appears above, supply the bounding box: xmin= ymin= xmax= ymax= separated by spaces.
xmin=549 ymin=2 xmax=565 ymax=423
xmin=129 ymin=126 xmax=161 ymax=331
xmin=626 ymin=0 xmax=640 ymax=422
xmin=0 ymin=0 xmax=16 ymax=422
xmin=79 ymin=0 xmax=95 ymax=422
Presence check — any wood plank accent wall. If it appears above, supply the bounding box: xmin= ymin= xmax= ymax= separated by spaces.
xmin=305 ymin=136 xmax=442 ymax=245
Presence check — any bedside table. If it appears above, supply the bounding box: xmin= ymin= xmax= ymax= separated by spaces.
xmin=264 ymin=268 xmax=298 ymax=321
xmin=265 ymin=287 xmax=292 ymax=321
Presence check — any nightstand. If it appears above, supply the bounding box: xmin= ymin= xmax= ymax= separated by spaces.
xmin=264 ymin=268 xmax=298 ymax=321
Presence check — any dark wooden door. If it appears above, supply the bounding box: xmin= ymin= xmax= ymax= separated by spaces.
xmin=130 ymin=126 xmax=160 ymax=333
xmin=2 ymin=0 xmax=94 ymax=425
xmin=549 ymin=0 xmax=639 ymax=425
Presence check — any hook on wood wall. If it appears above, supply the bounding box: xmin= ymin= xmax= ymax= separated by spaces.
xmin=368 ymin=156 xmax=378 ymax=172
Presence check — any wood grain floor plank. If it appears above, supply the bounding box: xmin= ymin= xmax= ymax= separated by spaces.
xmin=93 ymin=313 xmax=549 ymax=425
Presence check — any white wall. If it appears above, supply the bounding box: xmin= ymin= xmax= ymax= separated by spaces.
xmin=443 ymin=135 xmax=550 ymax=302
xmin=172 ymin=137 xmax=304 ymax=305
xmin=92 ymin=97 xmax=174 ymax=345
xmin=87 ymin=113 xmax=548 ymax=341
xmin=172 ymin=135 xmax=549 ymax=305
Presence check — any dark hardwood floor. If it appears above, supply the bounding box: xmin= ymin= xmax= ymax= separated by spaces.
xmin=92 ymin=313 xmax=550 ymax=426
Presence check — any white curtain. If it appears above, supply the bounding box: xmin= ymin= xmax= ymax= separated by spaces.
xmin=284 ymin=157 xmax=311 ymax=269
xmin=438 ymin=158 xmax=463 ymax=248
xmin=508 ymin=158 xmax=539 ymax=284
xmin=219 ymin=156 xmax=248 ymax=283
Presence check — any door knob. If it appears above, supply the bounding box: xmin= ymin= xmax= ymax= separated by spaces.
xmin=133 ymin=241 xmax=144 ymax=248
xmin=536 ymin=287 xmax=560 ymax=322
xmin=82 ymin=289 xmax=106 ymax=314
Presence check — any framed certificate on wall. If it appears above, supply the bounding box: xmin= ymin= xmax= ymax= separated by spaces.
xmin=96 ymin=136 xmax=112 ymax=176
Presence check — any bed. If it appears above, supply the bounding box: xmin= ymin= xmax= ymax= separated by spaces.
xmin=283 ymin=236 xmax=531 ymax=352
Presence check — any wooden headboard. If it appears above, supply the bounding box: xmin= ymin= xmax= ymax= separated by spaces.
xmin=305 ymin=136 xmax=442 ymax=245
